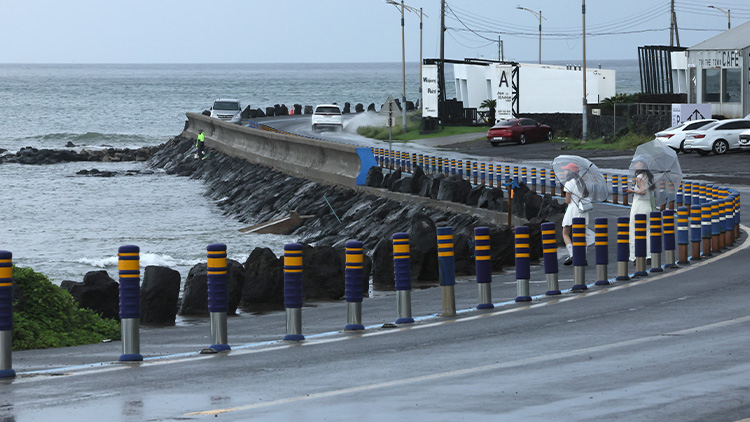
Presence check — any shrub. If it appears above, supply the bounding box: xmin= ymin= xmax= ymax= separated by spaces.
xmin=11 ymin=266 xmax=120 ymax=350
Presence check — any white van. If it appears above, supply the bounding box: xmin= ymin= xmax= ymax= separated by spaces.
xmin=210 ymin=99 xmax=242 ymax=124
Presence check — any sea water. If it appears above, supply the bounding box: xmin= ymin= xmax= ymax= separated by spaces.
xmin=0 ymin=61 xmax=640 ymax=284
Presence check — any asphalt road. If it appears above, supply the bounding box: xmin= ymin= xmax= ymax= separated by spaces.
xmin=3 ymin=117 xmax=750 ymax=422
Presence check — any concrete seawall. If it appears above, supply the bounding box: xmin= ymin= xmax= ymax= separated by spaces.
xmin=183 ymin=113 xmax=376 ymax=188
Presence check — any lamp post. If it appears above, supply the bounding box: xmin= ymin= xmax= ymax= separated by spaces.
xmin=516 ymin=6 xmax=546 ymax=64
xmin=582 ymin=0 xmax=587 ymax=143
xmin=707 ymin=5 xmax=731 ymax=29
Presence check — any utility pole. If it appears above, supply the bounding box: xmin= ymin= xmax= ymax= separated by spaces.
xmin=498 ymin=36 xmax=504 ymax=62
xmin=670 ymin=0 xmax=675 ymax=47
xmin=517 ymin=6 xmax=546 ymax=64
xmin=581 ymin=0 xmax=587 ymax=143
xmin=419 ymin=7 xmax=423 ymax=110
xmin=439 ymin=0 xmax=445 ymax=127
xmin=400 ymin=0 xmax=407 ymax=133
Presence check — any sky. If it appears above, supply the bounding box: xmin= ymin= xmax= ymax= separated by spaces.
xmin=2 ymin=0 xmax=749 ymax=64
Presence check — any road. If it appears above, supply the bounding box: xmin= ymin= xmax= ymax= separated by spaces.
xmin=3 ymin=117 xmax=749 ymax=422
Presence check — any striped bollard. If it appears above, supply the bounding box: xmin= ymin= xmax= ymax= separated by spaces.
xmin=489 ymin=164 xmax=494 ymax=188
xmin=512 ymin=166 xmax=519 ymax=184
xmin=207 ymin=243 xmax=230 ymax=351
xmin=550 ymin=170 xmax=556 ymax=196
xmin=735 ymin=194 xmax=741 ymax=240
xmin=702 ymin=202 xmax=713 ymax=257
xmin=474 ymin=227 xmax=494 ymax=308
xmin=541 ymin=223 xmax=560 ymax=295
xmin=393 ymin=233 xmax=414 ymax=324
xmin=438 ymin=157 xmax=443 ymax=175
xmin=412 ymin=153 xmax=417 ymax=172
xmin=521 ymin=167 xmax=528 ymax=185
xmin=725 ymin=196 xmax=734 ymax=245
xmin=649 ymin=212 xmax=663 ymax=273
xmin=677 ymin=206 xmax=689 ymax=264
xmin=690 ymin=204 xmax=702 ymax=261
xmin=437 ymin=227 xmax=456 ymax=316
xmin=480 ymin=163 xmax=486 ymax=186
xmin=676 ymin=184 xmax=683 ymax=208
xmin=283 ymin=243 xmax=305 ymax=341
xmin=458 ymin=160 xmax=463 ymax=178
xmin=663 ymin=210 xmax=677 ymax=268
xmin=418 ymin=153 xmax=423 ymax=170
xmin=711 ymin=200 xmax=721 ymax=252
xmin=118 ymin=245 xmax=142 ymax=362
xmin=431 ymin=156 xmax=436 ymax=175
xmin=622 ymin=175 xmax=629 ymax=206
xmin=344 ymin=241 xmax=365 ymax=331
xmin=450 ymin=158 xmax=456 ymax=176
xmin=473 ymin=162 xmax=478 ymax=185
xmin=571 ymin=217 xmax=588 ymax=291
xmin=514 ymin=226 xmax=532 ymax=302
xmin=684 ymin=182 xmax=692 ymax=207
xmin=0 ymin=251 xmax=15 ymax=378
xmin=612 ymin=174 xmax=619 ymax=205
xmin=594 ymin=218 xmax=610 ymax=286
xmin=531 ymin=168 xmax=537 ymax=193
xmin=540 ymin=168 xmax=547 ymax=194
xmin=718 ymin=200 xmax=727 ymax=250
xmin=616 ymin=217 xmax=630 ymax=281
xmin=633 ymin=214 xmax=648 ymax=277
xmin=698 ymin=183 xmax=706 ymax=204
xmin=504 ymin=165 xmax=510 ymax=183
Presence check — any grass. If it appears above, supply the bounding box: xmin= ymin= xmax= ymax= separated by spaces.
xmin=553 ymin=132 xmax=653 ymax=151
xmin=356 ymin=120 xmax=488 ymax=142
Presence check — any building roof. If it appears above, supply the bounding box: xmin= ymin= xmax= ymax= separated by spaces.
xmin=689 ymin=20 xmax=750 ymax=50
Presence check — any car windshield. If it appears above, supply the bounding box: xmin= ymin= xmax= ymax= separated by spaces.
xmin=663 ymin=122 xmax=688 ymax=131
xmin=493 ymin=121 xmax=516 ymax=127
xmin=213 ymin=101 xmax=240 ymax=111
xmin=315 ymin=106 xmax=341 ymax=114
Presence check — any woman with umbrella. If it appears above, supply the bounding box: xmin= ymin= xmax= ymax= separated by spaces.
xmin=625 ymin=155 xmax=656 ymax=262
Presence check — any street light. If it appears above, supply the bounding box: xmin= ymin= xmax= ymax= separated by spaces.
xmin=386 ymin=0 xmax=421 ymax=133
xmin=707 ymin=5 xmax=731 ymax=29
xmin=516 ymin=5 xmax=546 ymax=64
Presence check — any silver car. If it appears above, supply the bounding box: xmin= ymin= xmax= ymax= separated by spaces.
xmin=654 ymin=119 xmax=717 ymax=153
xmin=683 ymin=119 xmax=750 ymax=156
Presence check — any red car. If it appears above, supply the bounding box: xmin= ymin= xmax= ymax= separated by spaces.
xmin=486 ymin=118 xmax=553 ymax=146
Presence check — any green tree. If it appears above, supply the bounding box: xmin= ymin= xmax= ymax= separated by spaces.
xmin=480 ymin=99 xmax=496 ymax=126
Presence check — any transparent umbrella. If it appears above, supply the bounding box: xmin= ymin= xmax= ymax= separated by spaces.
xmin=552 ymin=155 xmax=609 ymax=210
xmin=630 ymin=139 xmax=683 ymax=207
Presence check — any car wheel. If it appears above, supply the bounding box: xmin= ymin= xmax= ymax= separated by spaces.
xmin=696 ymin=150 xmax=710 ymax=156
xmin=518 ymin=134 xmax=526 ymax=145
xmin=712 ymin=139 xmax=728 ymax=155
xmin=679 ymin=141 xmax=689 ymax=153
xmin=546 ymin=130 xmax=553 ymax=141
xmin=490 ymin=142 xmax=499 ymax=147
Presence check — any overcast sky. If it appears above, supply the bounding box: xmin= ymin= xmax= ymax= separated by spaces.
xmin=2 ymin=0 xmax=749 ymax=64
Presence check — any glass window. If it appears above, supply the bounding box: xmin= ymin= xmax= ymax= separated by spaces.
xmin=689 ymin=67 xmax=697 ymax=103
xmin=684 ymin=121 xmax=712 ymax=131
xmin=703 ymin=69 xmax=720 ymax=102
xmin=723 ymin=69 xmax=741 ymax=103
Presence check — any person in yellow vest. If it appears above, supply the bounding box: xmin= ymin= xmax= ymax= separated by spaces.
xmin=195 ymin=130 xmax=205 ymax=159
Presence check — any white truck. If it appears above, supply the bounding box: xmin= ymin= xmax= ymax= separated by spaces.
xmin=210 ymin=99 xmax=242 ymax=124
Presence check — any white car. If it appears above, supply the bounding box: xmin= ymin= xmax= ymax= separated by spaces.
xmin=654 ymin=119 xmax=717 ymax=153
xmin=210 ymin=99 xmax=242 ymax=124
xmin=311 ymin=104 xmax=343 ymax=132
xmin=738 ymin=129 xmax=750 ymax=150
xmin=683 ymin=119 xmax=750 ymax=155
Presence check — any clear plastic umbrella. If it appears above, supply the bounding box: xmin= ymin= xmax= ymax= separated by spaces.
xmin=552 ymin=155 xmax=609 ymax=210
xmin=629 ymin=139 xmax=683 ymax=207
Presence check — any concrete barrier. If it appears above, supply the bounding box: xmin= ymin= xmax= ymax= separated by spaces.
xmin=184 ymin=113 xmax=376 ymax=188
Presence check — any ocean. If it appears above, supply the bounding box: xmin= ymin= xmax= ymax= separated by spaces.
xmin=0 ymin=60 xmax=640 ymax=284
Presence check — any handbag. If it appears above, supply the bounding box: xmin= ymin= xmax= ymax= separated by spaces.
xmin=578 ymin=198 xmax=593 ymax=212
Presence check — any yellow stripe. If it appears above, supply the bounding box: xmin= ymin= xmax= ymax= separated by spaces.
xmin=618 ymin=239 xmax=629 ymax=243
xmin=516 ymin=253 xmax=530 ymax=258
xmin=541 ymin=230 xmax=555 ymax=235
xmin=0 ymin=259 xmax=10 ymax=264
xmin=393 ymin=245 xmax=410 ymax=254
xmin=635 ymin=236 xmax=646 ymax=239
xmin=347 ymin=255 xmax=364 ymax=264
xmin=516 ymin=243 xmax=529 ymax=248
xmin=285 ymin=269 xmax=302 ymax=273
xmin=515 ymin=234 xmax=529 ymax=239
xmin=118 ymin=260 xmax=139 ymax=271
xmin=476 ymin=245 xmax=490 ymax=250
xmin=438 ymin=252 xmax=454 ymax=257
xmin=208 ymin=271 xmax=227 ymax=275
xmin=542 ymin=239 xmax=556 ymax=244
xmin=118 ymin=252 xmax=139 ymax=257
xmin=437 ymin=235 xmax=453 ymax=241
xmin=476 ymin=256 xmax=491 ymax=261
xmin=208 ymin=257 xmax=226 ymax=267
xmin=543 ymin=248 xmax=557 ymax=253
xmin=346 ymin=248 xmax=363 ymax=253
xmin=596 ymin=241 xmax=609 ymax=245
xmin=119 ymin=274 xmax=139 ymax=278
xmin=595 ymin=224 xmax=607 ymax=228
xmin=573 ymin=242 xmax=586 ymax=246
xmin=285 ymin=256 xmax=303 ymax=266
xmin=0 ymin=282 xmax=12 ymax=287
xmin=475 ymin=235 xmax=490 ymax=240
xmin=0 ymin=268 xmax=11 ymax=278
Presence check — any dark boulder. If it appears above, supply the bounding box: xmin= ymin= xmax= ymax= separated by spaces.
xmin=227 ymin=259 xmax=245 ymax=315
xmin=304 ymin=105 xmax=314 ymax=114
xmin=179 ymin=264 xmax=208 ymax=316
xmin=387 ymin=168 xmax=402 ymax=191
xmin=466 ymin=185 xmax=484 ymax=206
xmin=399 ymin=176 xmax=413 ymax=194
xmin=343 ymin=102 xmax=351 ymax=114
xmin=367 ymin=103 xmax=376 ymax=112
xmin=366 ymin=166 xmax=384 ymax=188
xmin=265 ymin=107 xmax=275 ymax=116
xmin=301 ymin=244 xmax=345 ymax=300
xmin=430 ymin=173 xmax=445 ymax=199
xmin=372 ymin=237 xmax=394 ymax=289
xmin=355 ymin=103 xmax=365 ymax=113
xmin=140 ymin=266 xmax=181 ymax=325
xmin=478 ymin=187 xmax=504 ymax=210
xmin=437 ymin=174 xmax=471 ymax=203
xmin=294 ymin=104 xmax=302 ymax=115
xmin=409 ymin=213 xmax=439 ymax=282
xmin=61 ymin=270 xmax=119 ymax=320
xmin=255 ymin=108 xmax=266 ymax=117
xmin=241 ymin=247 xmax=284 ymax=308
xmin=410 ymin=166 xmax=425 ymax=195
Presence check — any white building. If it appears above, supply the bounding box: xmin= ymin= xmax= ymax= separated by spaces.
xmin=672 ymin=20 xmax=750 ymax=118
xmin=451 ymin=61 xmax=615 ymax=117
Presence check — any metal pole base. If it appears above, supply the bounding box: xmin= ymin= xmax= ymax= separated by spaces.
xmin=477 ymin=283 xmax=494 ymax=309
xmin=396 ymin=290 xmax=414 ymax=324
xmin=515 ymin=279 xmax=531 ymax=302
xmin=616 ymin=261 xmax=630 ymax=281
xmin=677 ymin=244 xmax=689 ymax=265
xmin=702 ymin=238 xmax=712 ymax=257
xmin=441 ymin=285 xmax=456 ymax=317
xmin=345 ymin=302 xmax=364 ymax=331
xmin=284 ymin=307 xmax=304 ymax=341
xmin=545 ymin=273 xmax=561 ymax=295
xmin=649 ymin=253 xmax=663 ymax=273
xmin=209 ymin=312 xmax=230 ymax=351
xmin=634 ymin=257 xmax=648 ymax=277
xmin=0 ymin=331 xmax=14 ymax=378
xmin=691 ymin=242 xmax=702 ymax=262
xmin=664 ymin=250 xmax=677 ymax=268
xmin=119 ymin=318 xmax=142 ymax=362
xmin=712 ymin=235 xmax=720 ymax=252
xmin=595 ymin=264 xmax=610 ymax=286
xmin=571 ymin=266 xmax=587 ymax=291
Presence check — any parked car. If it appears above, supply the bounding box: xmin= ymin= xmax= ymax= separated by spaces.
xmin=737 ymin=129 xmax=750 ymax=150
xmin=210 ymin=99 xmax=242 ymax=124
xmin=654 ymin=119 xmax=717 ymax=153
xmin=486 ymin=118 xmax=553 ymax=146
xmin=683 ymin=119 xmax=750 ymax=155
xmin=311 ymin=104 xmax=343 ymax=132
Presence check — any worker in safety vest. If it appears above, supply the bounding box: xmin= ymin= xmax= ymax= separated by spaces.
xmin=195 ymin=130 xmax=205 ymax=159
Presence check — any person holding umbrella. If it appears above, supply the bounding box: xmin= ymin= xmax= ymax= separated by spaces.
xmin=560 ymin=162 xmax=591 ymax=266
xmin=625 ymin=156 xmax=656 ymax=262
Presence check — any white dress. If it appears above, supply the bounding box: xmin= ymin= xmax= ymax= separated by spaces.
xmin=629 ymin=173 xmax=652 ymax=261
xmin=562 ymin=178 xmax=590 ymax=227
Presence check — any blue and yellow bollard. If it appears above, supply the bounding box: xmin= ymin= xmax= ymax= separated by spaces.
xmin=118 ymin=245 xmax=142 ymax=361
xmin=702 ymin=202 xmax=713 ymax=257
xmin=649 ymin=212 xmax=663 ymax=272
xmin=612 ymin=174 xmax=619 ymax=205
xmin=684 ymin=182 xmax=692 ymax=207
xmin=480 ymin=163 xmax=486 ymax=186
xmin=512 ymin=166 xmax=519 ymax=184
xmin=514 ymin=226 xmax=532 ymax=302
xmin=541 ymin=222 xmax=561 ymax=295
xmin=489 ymin=164 xmax=494 ymax=188
xmin=450 ymin=158 xmax=456 ymax=176
xmin=207 ymin=243 xmax=230 ymax=351
xmin=437 ymin=227 xmax=457 ymax=316
xmin=677 ymin=206 xmax=689 ymax=264
xmin=663 ymin=209 xmax=677 ymax=268
xmin=622 ymin=175 xmax=629 ymax=207
xmin=393 ymin=233 xmax=414 ymax=324
xmin=712 ymin=200 xmax=722 ymax=251
xmin=283 ymin=243 xmax=305 ymax=341
xmin=0 ymin=251 xmax=15 ymax=378
xmin=690 ymin=204 xmax=702 ymax=261
xmin=616 ymin=217 xmax=630 ymax=280
xmin=572 ymin=217 xmax=588 ymax=291
xmin=474 ymin=227 xmax=494 ymax=308
xmin=344 ymin=240 xmax=365 ymax=331
xmin=521 ymin=167 xmax=528 ymax=185
xmin=431 ymin=156 xmax=436 ymax=175
xmin=473 ymin=162 xmax=478 ymax=185
xmin=530 ymin=167 xmax=537 ymax=192
xmin=633 ymin=214 xmax=648 ymax=277
xmin=540 ymin=168 xmax=547 ymax=194
xmin=550 ymin=170 xmax=556 ymax=196
xmin=594 ymin=217 xmax=610 ymax=286
xmin=676 ymin=183 xmax=683 ymax=208
xmin=458 ymin=159 xmax=464 ymax=178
